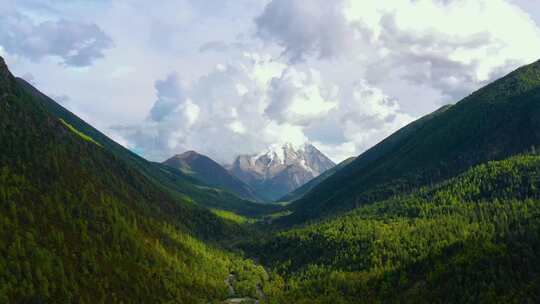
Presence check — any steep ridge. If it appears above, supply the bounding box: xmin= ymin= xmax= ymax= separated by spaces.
xmin=230 ymin=143 xmax=335 ymax=201
xmin=0 ymin=57 xmax=268 ymax=302
xmin=16 ymin=78 xmax=280 ymax=217
xmin=279 ymin=157 xmax=356 ymax=203
xmin=288 ymin=59 xmax=540 ymax=223
xmin=246 ymin=152 xmax=540 ymax=302
xmin=163 ymin=151 xmax=262 ymax=202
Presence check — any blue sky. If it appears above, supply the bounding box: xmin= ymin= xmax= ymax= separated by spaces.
xmin=2 ymin=0 xmax=540 ymax=162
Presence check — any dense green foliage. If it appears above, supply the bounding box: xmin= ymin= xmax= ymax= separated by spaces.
xmin=246 ymin=154 xmax=540 ymax=303
xmin=0 ymin=58 xmax=268 ymax=303
xmin=289 ymin=59 xmax=540 ymax=223
xmin=2 ymin=55 xmax=540 ymax=304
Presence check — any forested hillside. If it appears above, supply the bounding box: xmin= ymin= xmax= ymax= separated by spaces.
xmin=2 ymin=52 xmax=540 ymax=304
xmin=246 ymin=153 xmax=540 ymax=303
xmin=16 ymin=78 xmax=280 ymax=217
xmin=288 ymin=59 xmax=540 ymax=223
xmin=0 ymin=57 xmax=269 ymax=303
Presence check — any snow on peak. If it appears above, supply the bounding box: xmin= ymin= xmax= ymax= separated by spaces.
xmin=254 ymin=142 xmax=312 ymax=165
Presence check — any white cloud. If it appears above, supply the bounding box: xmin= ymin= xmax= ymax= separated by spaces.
xmin=263 ymin=121 xmax=308 ymax=147
xmin=258 ymin=0 xmax=540 ymax=100
xmin=0 ymin=11 xmax=113 ymax=67
xmin=4 ymin=0 xmax=540 ymax=164
xmin=256 ymin=0 xmax=355 ymax=62
xmin=229 ymin=120 xmax=247 ymax=134
xmin=114 ymin=53 xmax=415 ymax=163
xmin=342 ymin=81 xmax=415 ymax=152
xmin=265 ymin=67 xmax=338 ymax=125
xmin=181 ymin=98 xmax=200 ymax=127
xmin=115 ymin=55 xmax=285 ymax=162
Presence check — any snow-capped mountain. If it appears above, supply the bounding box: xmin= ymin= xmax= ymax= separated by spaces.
xmin=229 ymin=143 xmax=335 ymax=201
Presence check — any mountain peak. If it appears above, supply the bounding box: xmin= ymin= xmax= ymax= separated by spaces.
xmin=256 ymin=142 xmax=318 ymax=166
xmin=174 ymin=150 xmax=203 ymax=160
xmin=180 ymin=150 xmax=200 ymax=156
xmin=0 ymin=56 xmax=6 ymax=69
xmin=0 ymin=56 xmax=14 ymax=93
xmin=230 ymin=142 xmax=335 ymax=201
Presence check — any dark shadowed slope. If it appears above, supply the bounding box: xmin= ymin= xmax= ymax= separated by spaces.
xmin=279 ymin=157 xmax=356 ymax=203
xmin=288 ymin=59 xmax=540 ymax=223
xmin=163 ymin=151 xmax=263 ymax=202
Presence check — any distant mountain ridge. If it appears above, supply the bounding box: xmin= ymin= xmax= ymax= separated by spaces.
xmin=163 ymin=151 xmax=262 ymax=202
xmin=229 ymin=143 xmax=335 ymax=201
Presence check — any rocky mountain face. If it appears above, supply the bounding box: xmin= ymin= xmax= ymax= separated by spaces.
xmin=229 ymin=143 xmax=335 ymax=201
xmin=163 ymin=151 xmax=262 ymax=202
xmin=279 ymin=156 xmax=357 ymax=203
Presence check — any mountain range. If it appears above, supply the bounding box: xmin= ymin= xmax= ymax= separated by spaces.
xmin=229 ymin=143 xmax=335 ymax=201
xmin=2 ymin=54 xmax=540 ymax=303
xmin=162 ymin=144 xmax=336 ymax=203
xmin=163 ymin=151 xmax=261 ymax=202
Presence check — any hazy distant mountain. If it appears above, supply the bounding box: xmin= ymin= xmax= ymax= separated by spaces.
xmin=163 ymin=151 xmax=262 ymax=202
xmin=229 ymin=143 xmax=335 ymax=201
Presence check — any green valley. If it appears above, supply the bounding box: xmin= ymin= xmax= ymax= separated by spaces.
xmin=245 ymin=153 xmax=540 ymax=303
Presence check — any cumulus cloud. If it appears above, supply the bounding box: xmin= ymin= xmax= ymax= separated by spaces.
xmin=7 ymin=0 xmax=540 ymax=164
xmin=0 ymin=12 xmax=113 ymax=67
xmin=304 ymin=79 xmax=415 ymax=156
xmin=256 ymin=0 xmax=355 ymax=62
xmin=361 ymin=1 xmax=540 ymax=100
xmin=115 ymin=55 xmax=285 ymax=161
xmin=256 ymin=0 xmax=540 ymax=101
xmin=115 ymin=52 xmax=414 ymax=163
xmin=113 ymin=72 xmax=202 ymax=158
xmin=149 ymin=73 xmax=189 ymax=122
xmin=265 ymin=67 xmax=338 ymax=125
xmin=340 ymin=81 xmax=415 ymax=152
